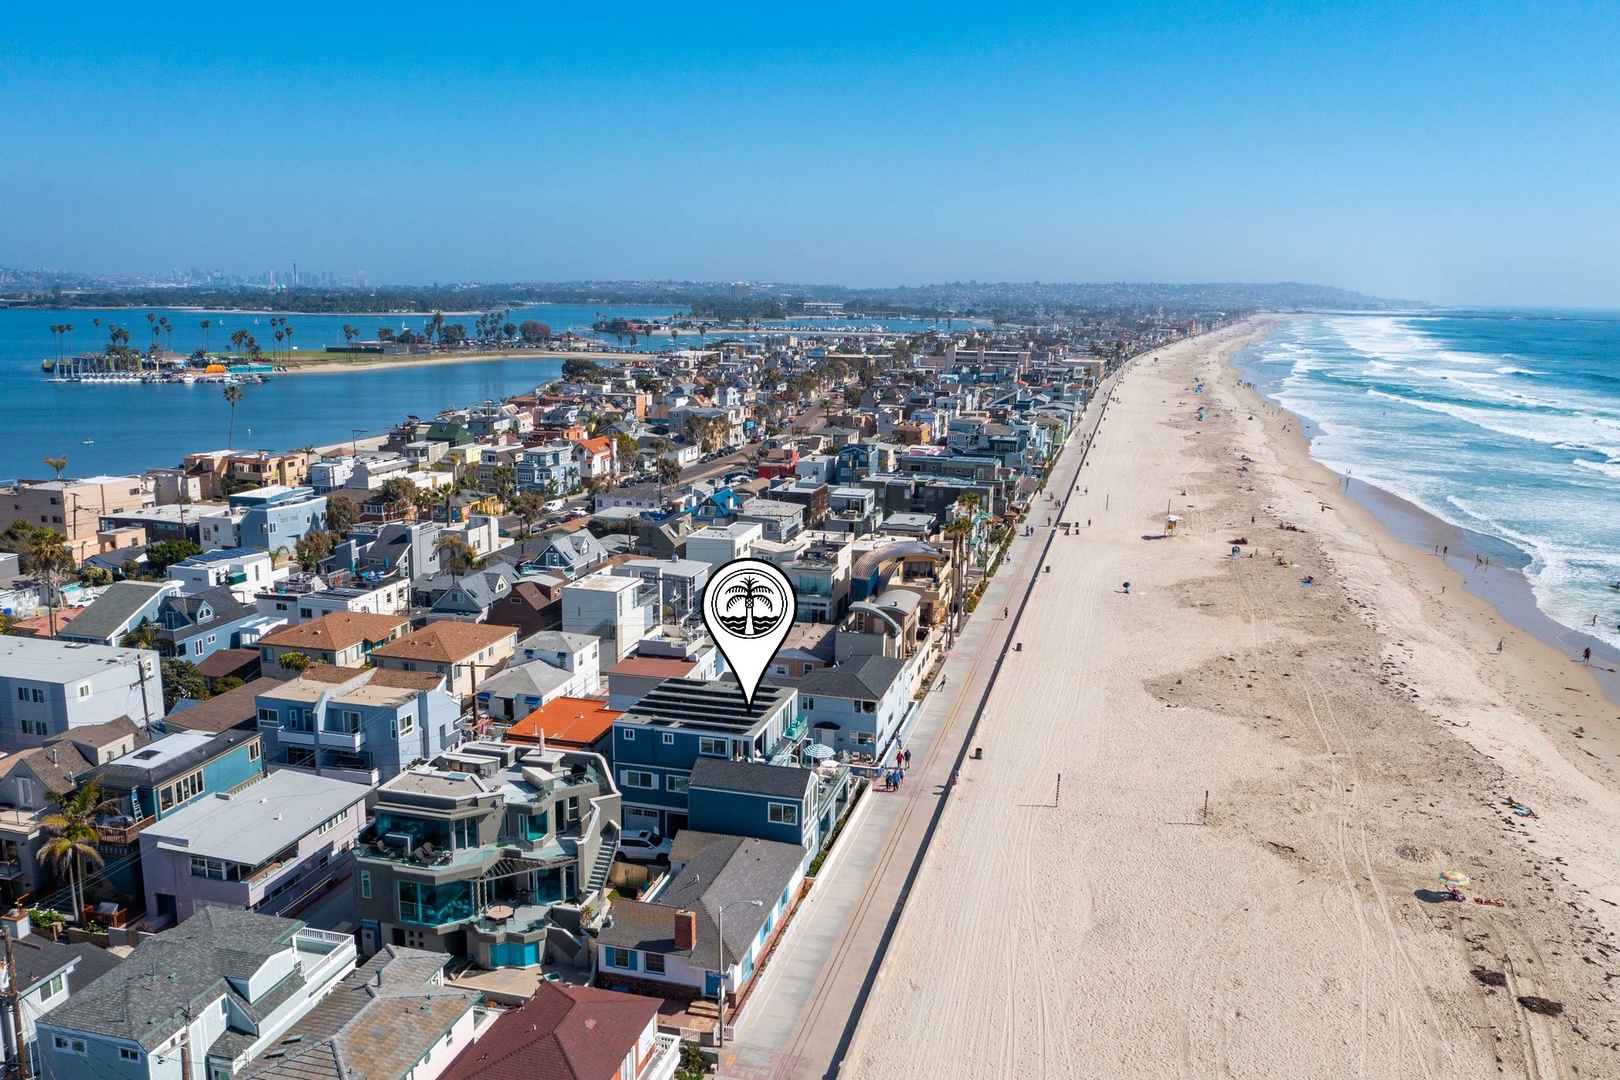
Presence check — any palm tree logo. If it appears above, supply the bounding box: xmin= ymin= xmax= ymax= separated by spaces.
xmin=717 ymin=572 xmax=786 ymax=638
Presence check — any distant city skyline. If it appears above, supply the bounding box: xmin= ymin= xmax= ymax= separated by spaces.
xmin=3 ymin=3 xmax=1618 ymax=308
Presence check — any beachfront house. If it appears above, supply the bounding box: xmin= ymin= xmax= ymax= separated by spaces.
xmin=611 ymin=679 xmax=801 ymax=837
xmin=794 ymin=654 xmax=914 ymax=761
xmin=595 ymin=831 xmax=806 ymax=1005
xmin=439 ymin=980 xmax=678 ymax=1080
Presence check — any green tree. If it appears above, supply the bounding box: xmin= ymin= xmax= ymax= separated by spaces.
xmin=209 ymin=676 xmax=245 ymax=694
xmin=435 ymin=535 xmax=482 ymax=575
xmin=161 ymin=658 xmax=208 ymax=709
xmin=41 ymin=780 xmax=116 ymax=923
xmin=223 ymin=384 xmax=245 ymax=448
xmin=325 ymin=494 xmax=361 ymax=536
xmin=377 ymin=477 xmax=417 ymax=519
xmin=614 ymin=433 xmax=641 ymax=472
xmin=509 ymin=492 xmax=546 ymax=538
xmin=80 ymin=566 xmax=113 ymax=587
xmin=519 ymin=320 xmax=551 ymax=344
xmin=278 ymin=651 xmax=312 ymax=673
xmin=144 ymin=539 xmax=202 ymax=573
xmin=654 ymin=456 xmax=682 ymax=490
xmin=295 ymin=531 xmax=335 ymax=571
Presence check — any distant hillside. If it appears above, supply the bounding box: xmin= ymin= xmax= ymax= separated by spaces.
xmin=0 ymin=269 xmax=1418 ymax=316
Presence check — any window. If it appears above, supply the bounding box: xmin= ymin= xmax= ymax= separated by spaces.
xmin=855 ymin=732 xmax=874 ymax=746
xmin=14 ymin=688 xmax=24 ymax=701
xmin=53 ymin=1036 xmax=87 ymax=1055
xmin=454 ymin=818 xmax=478 ymax=848
xmin=324 ymin=710 xmax=361 ymax=735
xmin=40 ymin=973 xmax=64 ymax=1001
xmin=621 ymin=727 xmax=636 ymax=741
xmin=249 ymin=741 xmax=261 ymax=762
xmin=29 ymin=689 xmax=43 ymax=704
xmin=605 ymin=947 xmax=635 ymax=970
xmin=20 ymin=720 xmax=48 ymax=737
xmin=120 ymin=1048 xmax=141 ymax=1062
xmin=397 ymin=712 xmax=415 ymax=737
xmin=769 ymin=802 xmax=799 ymax=825
xmin=662 ymin=732 xmax=675 ymax=744
xmin=258 ymin=707 xmax=278 ymax=727
xmin=77 ymin=685 xmax=90 ymax=698
xmin=315 ymin=809 xmax=348 ymax=835
xmin=162 ymin=771 xmax=205 ymax=812
xmin=666 ymin=776 xmax=689 ymax=794
xmin=359 ymin=870 xmax=371 ymax=899
xmin=802 ymin=696 xmax=816 ymax=709
xmin=206 ymin=634 xmax=216 ymax=645
xmin=698 ymin=736 xmax=728 ymax=757
xmin=644 ymin=952 xmax=666 ymax=974
xmin=621 ymin=770 xmax=655 ymax=789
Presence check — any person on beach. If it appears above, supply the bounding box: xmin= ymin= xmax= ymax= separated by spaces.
xmin=1584 ymin=646 xmax=1592 ymax=665
xmin=1497 ymin=640 xmax=1505 ymax=653
xmin=904 ymin=749 xmax=913 ymax=769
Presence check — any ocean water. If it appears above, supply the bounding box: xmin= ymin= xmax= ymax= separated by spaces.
xmin=0 ymin=304 xmax=977 ymax=482
xmin=1238 ymin=311 xmax=1620 ymax=647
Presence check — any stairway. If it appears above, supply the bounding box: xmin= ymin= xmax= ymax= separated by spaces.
xmin=586 ymin=830 xmax=619 ymax=894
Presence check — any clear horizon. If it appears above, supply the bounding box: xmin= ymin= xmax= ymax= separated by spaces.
xmin=3 ymin=2 xmax=1617 ymax=308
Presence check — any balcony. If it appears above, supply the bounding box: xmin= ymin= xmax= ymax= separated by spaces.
xmin=639 ymin=1033 xmax=682 ymax=1080
xmin=294 ymin=927 xmax=357 ymax=990
xmin=95 ymin=815 xmax=155 ymax=846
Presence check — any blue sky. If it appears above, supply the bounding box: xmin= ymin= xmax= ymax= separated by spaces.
xmin=3 ymin=2 xmax=1617 ymax=306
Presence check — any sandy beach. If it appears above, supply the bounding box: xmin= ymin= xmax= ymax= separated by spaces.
xmin=841 ymin=321 xmax=1620 ymax=1078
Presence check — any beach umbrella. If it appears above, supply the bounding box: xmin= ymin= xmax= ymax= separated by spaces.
xmin=805 ymin=743 xmax=835 ymax=760
xmin=1438 ymin=870 xmax=1470 ymax=887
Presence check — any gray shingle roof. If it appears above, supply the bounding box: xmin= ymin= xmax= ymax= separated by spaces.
xmin=793 ymin=654 xmax=905 ymax=701
xmin=688 ymin=758 xmax=815 ymax=801
xmin=599 ymin=831 xmax=803 ymax=967
xmin=42 ymin=907 xmax=308 ymax=1050
xmin=58 ymin=581 xmax=171 ymax=643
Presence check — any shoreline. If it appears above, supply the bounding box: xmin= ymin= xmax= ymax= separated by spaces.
xmin=276 ymin=348 xmax=628 ymax=376
xmin=845 ymin=319 xmax=1620 ymax=1078
xmin=1231 ymin=323 xmax=1620 ymax=706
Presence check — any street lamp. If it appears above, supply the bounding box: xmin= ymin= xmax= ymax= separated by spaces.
xmin=714 ymin=899 xmax=762 ymax=1048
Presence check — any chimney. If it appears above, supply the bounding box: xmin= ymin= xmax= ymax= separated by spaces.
xmin=674 ymin=910 xmax=697 ymax=952
xmin=2 ymin=909 xmax=30 ymax=940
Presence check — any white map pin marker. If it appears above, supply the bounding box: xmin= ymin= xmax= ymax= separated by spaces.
xmin=703 ymin=558 xmax=796 ymax=706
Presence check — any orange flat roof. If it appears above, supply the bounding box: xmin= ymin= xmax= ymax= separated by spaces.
xmin=507 ymin=696 xmax=621 ymax=748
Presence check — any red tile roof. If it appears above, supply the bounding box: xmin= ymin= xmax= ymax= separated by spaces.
xmin=439 ymin=981 xmax=657 ymax=1080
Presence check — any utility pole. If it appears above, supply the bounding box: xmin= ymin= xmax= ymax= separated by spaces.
xmin=4 ymin=928 xmax=31 ymax=1080
xmin=135 ymin=657 xmax=155 ymax=732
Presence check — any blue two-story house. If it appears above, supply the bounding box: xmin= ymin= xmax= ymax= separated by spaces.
xmin=254 ymin=666 xmax=462 ymax=787
xmin=687 ymin=758 xmax=824 ymax=855
xmin=611 ymin=679 xmax=801 ymax=837
xmin=89 ymin=727 xmax=266 ymax=899
xmin=154 ymin=585 xmax=261 ymax=662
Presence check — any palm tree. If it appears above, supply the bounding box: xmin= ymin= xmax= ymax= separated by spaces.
xmin=93 ymin=316 xmax=102 ymax=346
xmin=723 ymin=574 xmax=779 ymax=636
xmin=223 ymin=384 xmax=245 ymax=448
xmin=43 ymin=454 xmax=68 ymax=481
xmin=943 ymin=516 xmax=972 ymax=641
xmin=26 ymin=528 xmax=71 ymax=636
xmin=200 ymin=318 xmax=212 ymax=354
xmin=435 ymin=535 xmax=482 ymax=575
xmin=41 ymin=779 xmax=116 ymax=924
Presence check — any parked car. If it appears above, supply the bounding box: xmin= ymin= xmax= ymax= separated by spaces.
xmin=543 ymin=499 xmax=565 ymax=512
xmin=616 ymin=829 xmax=672 ymax=863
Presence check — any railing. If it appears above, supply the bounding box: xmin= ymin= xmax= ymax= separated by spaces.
xmin=95 ymin=816 xmax=155 ymax=846
xmin=642 ymin=1033 xmax=683 ymax=1080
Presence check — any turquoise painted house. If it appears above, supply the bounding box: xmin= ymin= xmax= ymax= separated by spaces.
xmin=687 ymin=758 xmax=817 ymax=849
xmin=89 ymin=728 xmax=265 ymax=901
